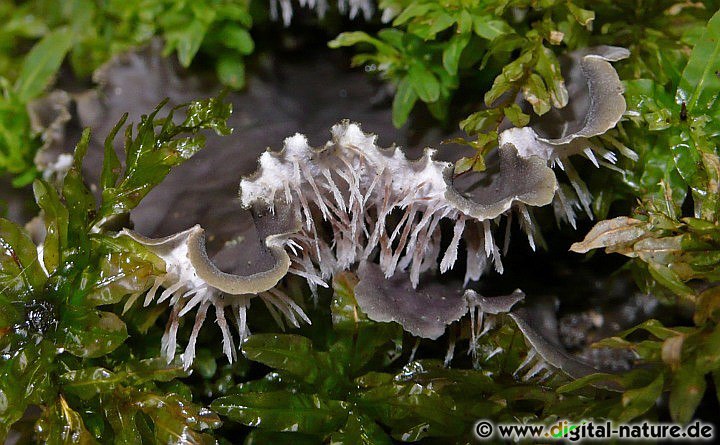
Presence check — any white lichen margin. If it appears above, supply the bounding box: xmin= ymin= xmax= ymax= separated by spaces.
xmin=119 ymin=45 xmax=631 ymax=366
xmin=500 ymin=46 xmax=632 ymax=225
xmin=121 ymin=225 xmax=309 ymax=369
xmin=240 ymin=121 xmax=557 ymax=289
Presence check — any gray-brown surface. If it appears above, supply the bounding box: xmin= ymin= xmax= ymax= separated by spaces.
xmin=72 ymin=42 xmax=444 ymax=261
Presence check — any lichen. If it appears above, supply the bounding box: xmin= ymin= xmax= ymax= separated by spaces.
xmin=270 ymin=0 xmax=374 ymax=26
xmin=498 ymin=46 xmax=631 ymax=222
xmin=121 ymin=203 xmax=309 ymax=368
xmin=240 ymin=121 xmax=557 ymax=293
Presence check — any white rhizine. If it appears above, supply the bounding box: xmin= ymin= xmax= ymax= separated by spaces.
xmin=121 ymin=225 xmax=309 ymax=369
xmin=240 ymin=121 xmax=554 ymax=290
xmin=270 ymin=0 xmax=374 ymax=26
xmin=500 ymin=46 xmax=632 ymax=224
xmin=121 ymin=98 xmax=624 ymax=367
xmin=462 ymin=291 xmax=613 ymax=387
xmin=120 ymin=44 xmax=630 ymax=367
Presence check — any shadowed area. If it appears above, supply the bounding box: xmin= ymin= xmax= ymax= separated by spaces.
xmin=73 ymin=42 xmax=445 ymax=257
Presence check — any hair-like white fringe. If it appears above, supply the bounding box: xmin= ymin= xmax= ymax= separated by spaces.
xmin=121 ymin=224 xmax=309 ymax=369
xmin=270 ymin=0 xmax=374 ymax=26
xmin=119 ymin=45 xmax=630 ymax=367
xmin=240 ymin=121 xmax=558 ymax=291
